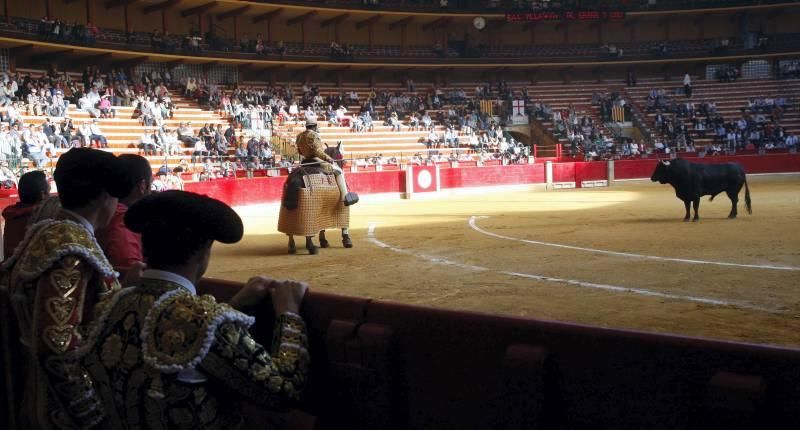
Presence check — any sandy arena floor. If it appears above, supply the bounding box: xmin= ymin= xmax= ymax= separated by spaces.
xmin=207 ymin=175 xmax=800 ymax=347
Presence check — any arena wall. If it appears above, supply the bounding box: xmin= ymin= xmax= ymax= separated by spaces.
xmin=177 ymin=153 xmax=800 ymax=207
xmin=193 ymin=277 xmax=800 ymax=429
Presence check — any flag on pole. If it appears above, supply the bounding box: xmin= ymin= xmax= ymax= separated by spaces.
xmin=480 ymin=100 xmax=494 ymax=116
xmin=513 ymin=99 xmax=525 ymax=116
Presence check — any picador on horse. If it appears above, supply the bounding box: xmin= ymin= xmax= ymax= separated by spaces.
xmin=278 ymin=117 xmax=359 ymax=254
xmin=296 ymin=118 xmax=359 ymax=207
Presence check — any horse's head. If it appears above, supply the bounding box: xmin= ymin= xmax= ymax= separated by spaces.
xmin=325 ymin=141 xmax=345 ymax=168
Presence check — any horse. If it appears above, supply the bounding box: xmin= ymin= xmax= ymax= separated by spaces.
xmin=278 ymin=142 xmax=353 ymax=255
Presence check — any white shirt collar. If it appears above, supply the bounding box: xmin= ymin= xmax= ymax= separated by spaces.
xmin=62 ymin=209 xmax=94 ymax=234
xmin=141 ymin=269 xmax=196 ymax=295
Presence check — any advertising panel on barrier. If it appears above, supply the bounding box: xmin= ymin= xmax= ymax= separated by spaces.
xmin=405 ymin=165 xmax=440 ymax=198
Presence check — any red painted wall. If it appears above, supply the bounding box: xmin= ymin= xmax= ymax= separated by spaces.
xmin=439 ymin=164 xmax=546 ymax=189
xmin=185 ymin=176 xmax=285 ymax=206
xmin=183 ymin=170 xmax=406 ymax=206
xmin=552 ymin=163 xmax=576 ymax=183
xmin=3 ymin=155 xmax=797 ymax=210
xmin=615 ymin=154 xmax=800 ymax=181
xmin=347 ymin=170 xmax=406 ymax=195
xmin=574 ymin=161 xmax=609 ymax=183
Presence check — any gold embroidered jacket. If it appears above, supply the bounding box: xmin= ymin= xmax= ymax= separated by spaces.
xmin=83 ymin=278 xmax=310 ymax=429
xmin=295 ymin=130 xmax=334 ymax=172
xmin=1 ymin=218 xmax=120 ymax=429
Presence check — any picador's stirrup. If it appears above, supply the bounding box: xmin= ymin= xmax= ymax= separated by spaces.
xmin=344 ymin=192 xmax=359 ymax=206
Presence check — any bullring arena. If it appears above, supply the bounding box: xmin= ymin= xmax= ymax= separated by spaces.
xmin=5 ymin=0 xmax=800 ymax=426
xmin=210 ymin=174 xmax=800 ymax=347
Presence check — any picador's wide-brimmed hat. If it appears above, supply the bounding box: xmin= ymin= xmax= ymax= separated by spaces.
xmin=125 ymin=190 xmax=243 ymax=244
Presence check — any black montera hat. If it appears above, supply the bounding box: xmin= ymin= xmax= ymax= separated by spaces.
xmin=54 ymin=147 xmax=130 ymax=199
xmin=125 ymin=190 xmax=243 ymax=244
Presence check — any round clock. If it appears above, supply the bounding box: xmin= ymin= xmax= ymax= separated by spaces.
xmin=473 ymin=16 xmax=487 ymax=30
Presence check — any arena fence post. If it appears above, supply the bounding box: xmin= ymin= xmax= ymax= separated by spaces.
xmin=607 ymin=159 xmax=616 ymax=187
xmin=545 ymin=161 xmax=553 ymax=191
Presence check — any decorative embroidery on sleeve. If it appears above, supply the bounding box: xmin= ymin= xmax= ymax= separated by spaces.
xmin=199 ymin=312 xmax=310 ymax=408
xmin=141 ymin=289 xmax=255 ymax=372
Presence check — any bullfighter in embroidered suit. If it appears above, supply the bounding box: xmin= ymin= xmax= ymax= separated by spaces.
xmin=1 ymin=148 xmax=133 ymax=429
xmin=296 ymin=118 xmax=359 ymax=206
xmin=82 ymin=190 xmax=310 ymax=429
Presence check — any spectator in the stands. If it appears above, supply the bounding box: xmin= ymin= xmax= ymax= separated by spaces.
xmin=89 ymin=119 xmax=108 ymax=148
xmin=433 ymin=40 xmax=445 ymax=57
xmin=176 ymin=121 xmax=199 ymax=147
xmin=0 ymin=123 xmax=16 ymax=163
xmin=388 ymin=111 xmax=401 ymax=132
xmin=240 ymin=34 xmax=251 ymax=52
xmin=427 ymin=128 xmax=438 ymax=149
xmin=275 ymin=40 xmax=286 ymax=56
xmin=786 ymin=134 xmax=798 ymax=149
xmin=85 ymin=22 xmax=99 ymax=45
xmin=255 ymin=34 xmax=266 ymax=55
xmin=2 ymin=170 xmax=50 ymax=258
xmin=192 ymin=137 xmax=208 ymax=163
xmin=213 ymin=124 xmax=228 ymax=156
xmin=22 ymin=124 xmax=49 ymax=167
xmin=139 ymin=128 xmax=157 ymax=156
xmin=95 ymin=154 xmax=152 ymax=269
xmin=683 ymin=73 xmax=692 ymax=98
xmin=98 ymin=95 xmax=115 ymax=118
xmin=42 ymin=118 xmax=67 ymax=148
xmin=0 ymin=81 xmax=15 ymax=107
xmin=78 ymin=92 xmax=100 ymax=118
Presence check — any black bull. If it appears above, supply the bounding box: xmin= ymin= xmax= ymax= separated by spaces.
xmin=650 ymin=158 xmax=752 ymax=221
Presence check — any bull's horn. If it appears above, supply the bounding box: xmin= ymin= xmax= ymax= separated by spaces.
xmin=661 ymin=160 xmax=671 ymax=166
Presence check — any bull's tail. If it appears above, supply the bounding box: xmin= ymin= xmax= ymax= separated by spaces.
xmin=744 ymin=178 xmax=752 ymax=215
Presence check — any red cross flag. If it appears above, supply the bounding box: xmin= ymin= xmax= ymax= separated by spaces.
xmin=513 ymin=99 xmax=525 ymax=116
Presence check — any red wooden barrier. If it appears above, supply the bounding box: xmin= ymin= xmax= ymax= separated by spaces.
xmin=1 ymin=155 xmax=797 ymax=210
xmin=551 ymin=163 xmax=576 ymax=183
xmin=439 ymin=164 xmax=545 ymax=189
xmin=615 ymin=154 xmax=800 ymax=181
xmin=574 ymin=161 xmax=608 ymax=185
xmin=193 ymin=278 xmax=800 ymax=429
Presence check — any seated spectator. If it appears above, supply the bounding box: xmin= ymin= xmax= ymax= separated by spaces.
xmin=139 ymin=128 xmax=157 ymax=156
xmin=255 ymin=34 xmax=266 ymax=55
xmin=89 ymin=119 xmax=108 ymax=148
xmin=445 ymin=126 xmax=458 ymax=148
xmin=785 ymin=134 xmax=798 ymax=148
xmin=98 ymin=95 xmax=115 ymax=118
xmin=360 ymin=110 xmax=374 ymax=132
xmin=95 ymin=154 xmax=152 ymax=269
xmin=433 ymin=40 xmax=445 ymax=57
xmin=2 ymin=170 xmax=50 ymax=258
xmin=78 ymin=93 xmax=100 ymax=118
xmin=192 ymin=137 xmax=208 ymax=163
xmin=178 ymin=121 xmax=200 ymax=146
xmin=275 ymin=40 xmax=286 ymax=56
xmin=42 ymin=118 xmax=67 ymax=148
xmin=422 ymin=112 xmax=433 ymax=130
xmin=22 ymin=124 xmax=50 ymax=167
xmin=85 ymin=22 xmax=99 ymax=44
xmin=388 ymin=111 xmax=401 ymax=132
xmin=408 ymin=113 xmax=420 ymax=131
xmin=427 ymin=128 xmax=439 ymax=149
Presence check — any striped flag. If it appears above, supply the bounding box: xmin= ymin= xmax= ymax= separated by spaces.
xmin=480 ymin=100 xmax=494 ymax=115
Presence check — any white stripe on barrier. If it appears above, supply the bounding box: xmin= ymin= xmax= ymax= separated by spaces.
xmin=469 ymin=216 xmax=800 ymax=271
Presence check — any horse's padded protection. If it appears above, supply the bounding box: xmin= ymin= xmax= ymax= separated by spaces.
xmin=278 ymin=173 xmax=350 ymax=236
